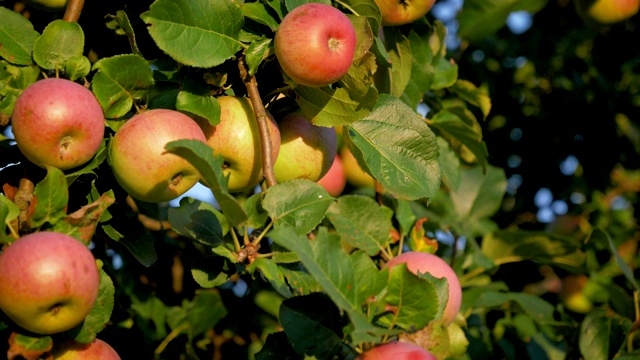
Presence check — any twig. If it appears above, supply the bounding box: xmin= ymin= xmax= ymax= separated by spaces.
xmin=63 ymin=0 xmax=84 ymax=22
xmin=238 ymin=57 xmax=277 ymax=188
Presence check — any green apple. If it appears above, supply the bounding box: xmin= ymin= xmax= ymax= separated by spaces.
xmin=575 ymin=0 xmax=639 ymax=26
xmin=386 ymin=252 xmax=462 ymax=326
xmin=0 ymin=232 xmax=100 ymax=335
xmin=24 ymin=0 xmax=68 ymax=12
xmin=274 ymin=3 xmax=357 ymax=87
xmin=357 ymin=342 xmax=437 ymax=360
xmin=340 ymin=146 xmax=375 ymax=188
xmin=53 ymin=339 xmax=121 ymax=359
xmin=11 ymin=78 xmax=105 ymax=170
xmin=373 ymin=0 xmax=436 ymax=26
xmin=317 ymin=154 xmax=346 ymax=197
xmin=273 ymin=113 xmax=337 ymax=183
xmin=196 ymin=96 xmax=280 ymax=192
xmin=109 ymin=109 xmax=207 ymax=203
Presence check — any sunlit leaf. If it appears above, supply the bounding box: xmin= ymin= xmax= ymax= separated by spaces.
xmin=0 ymin=7 xmax=39 ymax=65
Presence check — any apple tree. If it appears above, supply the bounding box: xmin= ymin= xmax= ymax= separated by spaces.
xmin=0 ymin=0 xmax=639 ymax=359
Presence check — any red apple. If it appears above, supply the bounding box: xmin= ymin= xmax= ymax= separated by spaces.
xmin=53 ymin=338 xmax=121 ymax=359
xmin=0 ymin=232 xmax=99 ymax=335
xmin=196 ymin=96 xmax=280 ymax=192
xmin=386 ymin=252 xmax=462 ymax=326
xmin=11 ymin=78 xmax=105 ymax=170
xmin=374 ymin=0 xmax=436 ymax=26
xmin=357 ymin=341 xmax=437 ymax=360
xmin=317 ymin=154 xmax=346 ymax=196
xmin=274 ymin=3 xmax=357 ymax=87
xmin=109 ymin=109 xmax=207 ymax=203
xmin=575 ymin=0 xmax=639 ymax=26
xmin=273 ymin=112 xmax=337 ymax=183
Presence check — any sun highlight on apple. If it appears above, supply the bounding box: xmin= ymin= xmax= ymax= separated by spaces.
xmin=374 ymin=0 xmax=436 ymax=26
xmin=274 ymin=3 xmax=357 ymax=87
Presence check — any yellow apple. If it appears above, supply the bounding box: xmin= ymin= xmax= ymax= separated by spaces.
xmin=575 ymin=0 xmax=639 ymax=26
xmin=374 ymin=0 xmax=436 ymax=26
xmin=340 ymin=146 xmax=375 ymax=188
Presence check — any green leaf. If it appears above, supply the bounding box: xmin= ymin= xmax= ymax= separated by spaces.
xmin=280 ymin=293 xmax=346 ymax=358
xmin=341 ymin=0 xmax=382 ymax=34
xmin=190 ymin=255 xmax=236 ymax=288
xmin=92 ymin=54 xmax=155 ymax=119
xmin=243 ymin=192 xmax=269 ymax=229
xmin=378 ymin=264 xmax=440 ymax=331
xmin=248 ymin=258 xmax=293 ymax=298
xmin=432 ymin=56 xmax=458 ymax=90
xmin=103 ymin=224 xmax=157 ymax=267
xmin=131 ymin=294 xmax=169 ymax=340
xmin=164 ymin=139 xmax=248 ymax=228
xmin=458 ymin=0 xmax=548 ymax=43
xmin=105 ymin=10 xmax=142 ymax=55
xmin=450 ymin=80 xmax=492 ymax=119
xmin=255 ymin=332 xmax=301 ymax=360
xmin=168 ymin=196 xmax=227 ymax=247
xmin=269 ymin=226 xmax=390 ymax=345
xmin=481 ymin=230 xmax=585 ymax=269
xmin=280 ymin=265 xmax=322 ymax=296
xmin=590 ymin=228 xmax=640 ymax=291
xmin=141 ymin=0 xmax=244 ymax=68
xmin=0 ymin=195 xmax=19 ymax=244
xmin=68 ymin=269 xmax=116 ymax=343
xmin=326 ymin=195 xmax=392 ymax=256
xmin=438 ymin=137 xmax=461 ymax=190
xmin=241 ymin=2 xmax=280 ymax=31
xmin=295 ymin=85 xmax=377 ymax=127
xmin=0 ymin=7 xmax=40 ymax=65
xmin=7 ymin=333 xmax=52 ymax=359
xmin=383 ymin=27 xmax=412 ymax=98
xmin=0 ymin=61 xmax=40 ymax=116
xmin=185 ymin=290 xmax=228 ymax=339
xmin=345 ymin=94 xmax=441 ymax=200
xmin=263 ymin=179 xmax=334 ymax=235
xmin=579 ymin=310 xmax=632 ymax=360
xmin=65 ymin=55 xmax=92 ymax=82
xmin=175 ymin=91 xmax=221 ymax=126
xmin=403 ymin=25 xmax=437 ymax=108
xmin=245 ymin=36 xmax=272 ymax=76
xmin=33 ymin=20 xmax=84 ymax=72
xmin=31 ymin=166 xmax=69 ymax=228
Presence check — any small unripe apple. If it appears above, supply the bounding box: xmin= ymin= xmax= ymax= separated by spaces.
xmin=374 ymin=0 xmax=436 ymax=26
xmin=575 ymin=0 xmax=639 ymax=26
xmin=273 ymin=113 xmax=337 ymax=183
xmin=109 ymin=109 xmax=207 ymax=203
xmin=11 ymin=78 xmax=105 ymax=170
xmin=340 ymin=146 xmax=375 ymax=188
xmin=24 ymin=0 xmax=68 ymax=11
xmin=53 ymin=339 xmax=121 ymax=359
xmin=196 ymin=96 xmax=280 ymax=192
xmin=357 ymin=341 xmax=437 ymax=360
xmin=0 ymin=232 xmax=100 ymax=335
xmin=317 ymin=154 xmax=347 ymax=196
xmin=274 ymin=3 xmax=357 ymax=87
xmin=386 ymin=252 xmax=462 ymax=326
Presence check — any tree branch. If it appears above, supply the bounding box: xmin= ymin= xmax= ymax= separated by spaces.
xmin=15 ymin=178 xmax=34 ymax=234
xmin=238 ymin=57 xmax=277 ymax=188
xmin=63 ymin=0 xmax=84 ymax=22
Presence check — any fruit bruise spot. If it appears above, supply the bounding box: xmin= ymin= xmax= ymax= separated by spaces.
xmin=170 ymin=173 xmax=183 ymax=187
xmin=58 ymin=135 xmax=73 ymax=160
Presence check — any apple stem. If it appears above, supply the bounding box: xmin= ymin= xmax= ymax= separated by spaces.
xmin=63 ymin=0 xmax=85 ymax=22
xmin=238 ymin=57 xmax=277 ymax=189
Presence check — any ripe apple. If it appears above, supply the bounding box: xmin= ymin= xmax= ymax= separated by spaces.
xmin=53 ymin=339 xmax=121 ymax=359
xmin=274 ymin=3 xmax=357 ymax=87
xmin=0 ymin=232 xmax=99 ymax=335
xmin=357 ymin=342 xmax=437 ymax=360
xmin=24 ymin=0 xmax=68 ymax=11
xmin=575 ymin=0 xmax=639 ymax=26
xmin=273 ymin=113 xmax=337 ymax=183
xmin=340 ymin=146 xmax=375 ymax=188
xmin=317 ymin=154 xmax=347 ymax=196
xmin=196 ymin=96 xmax=280 ymax=192
xmin=373 ymin=0 xmax=436 ymax=26
xmin=11 ymin=78 xmax=105 ymax=170
xmin=559 ymin=274 xmax=594 ymax=314
xmin=385 ymin=252 xmax=462 ymax=326
xmin=109 ymin=109 xmax=207 ymax=203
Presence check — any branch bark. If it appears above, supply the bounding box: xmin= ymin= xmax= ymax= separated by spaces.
xmin=63 ymin=0 xmax=84 ymax=22
xmin=15 ymin=178 xmax=34 ymax=233
xmin=238 ymin=57 xmax=277 ymax=188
